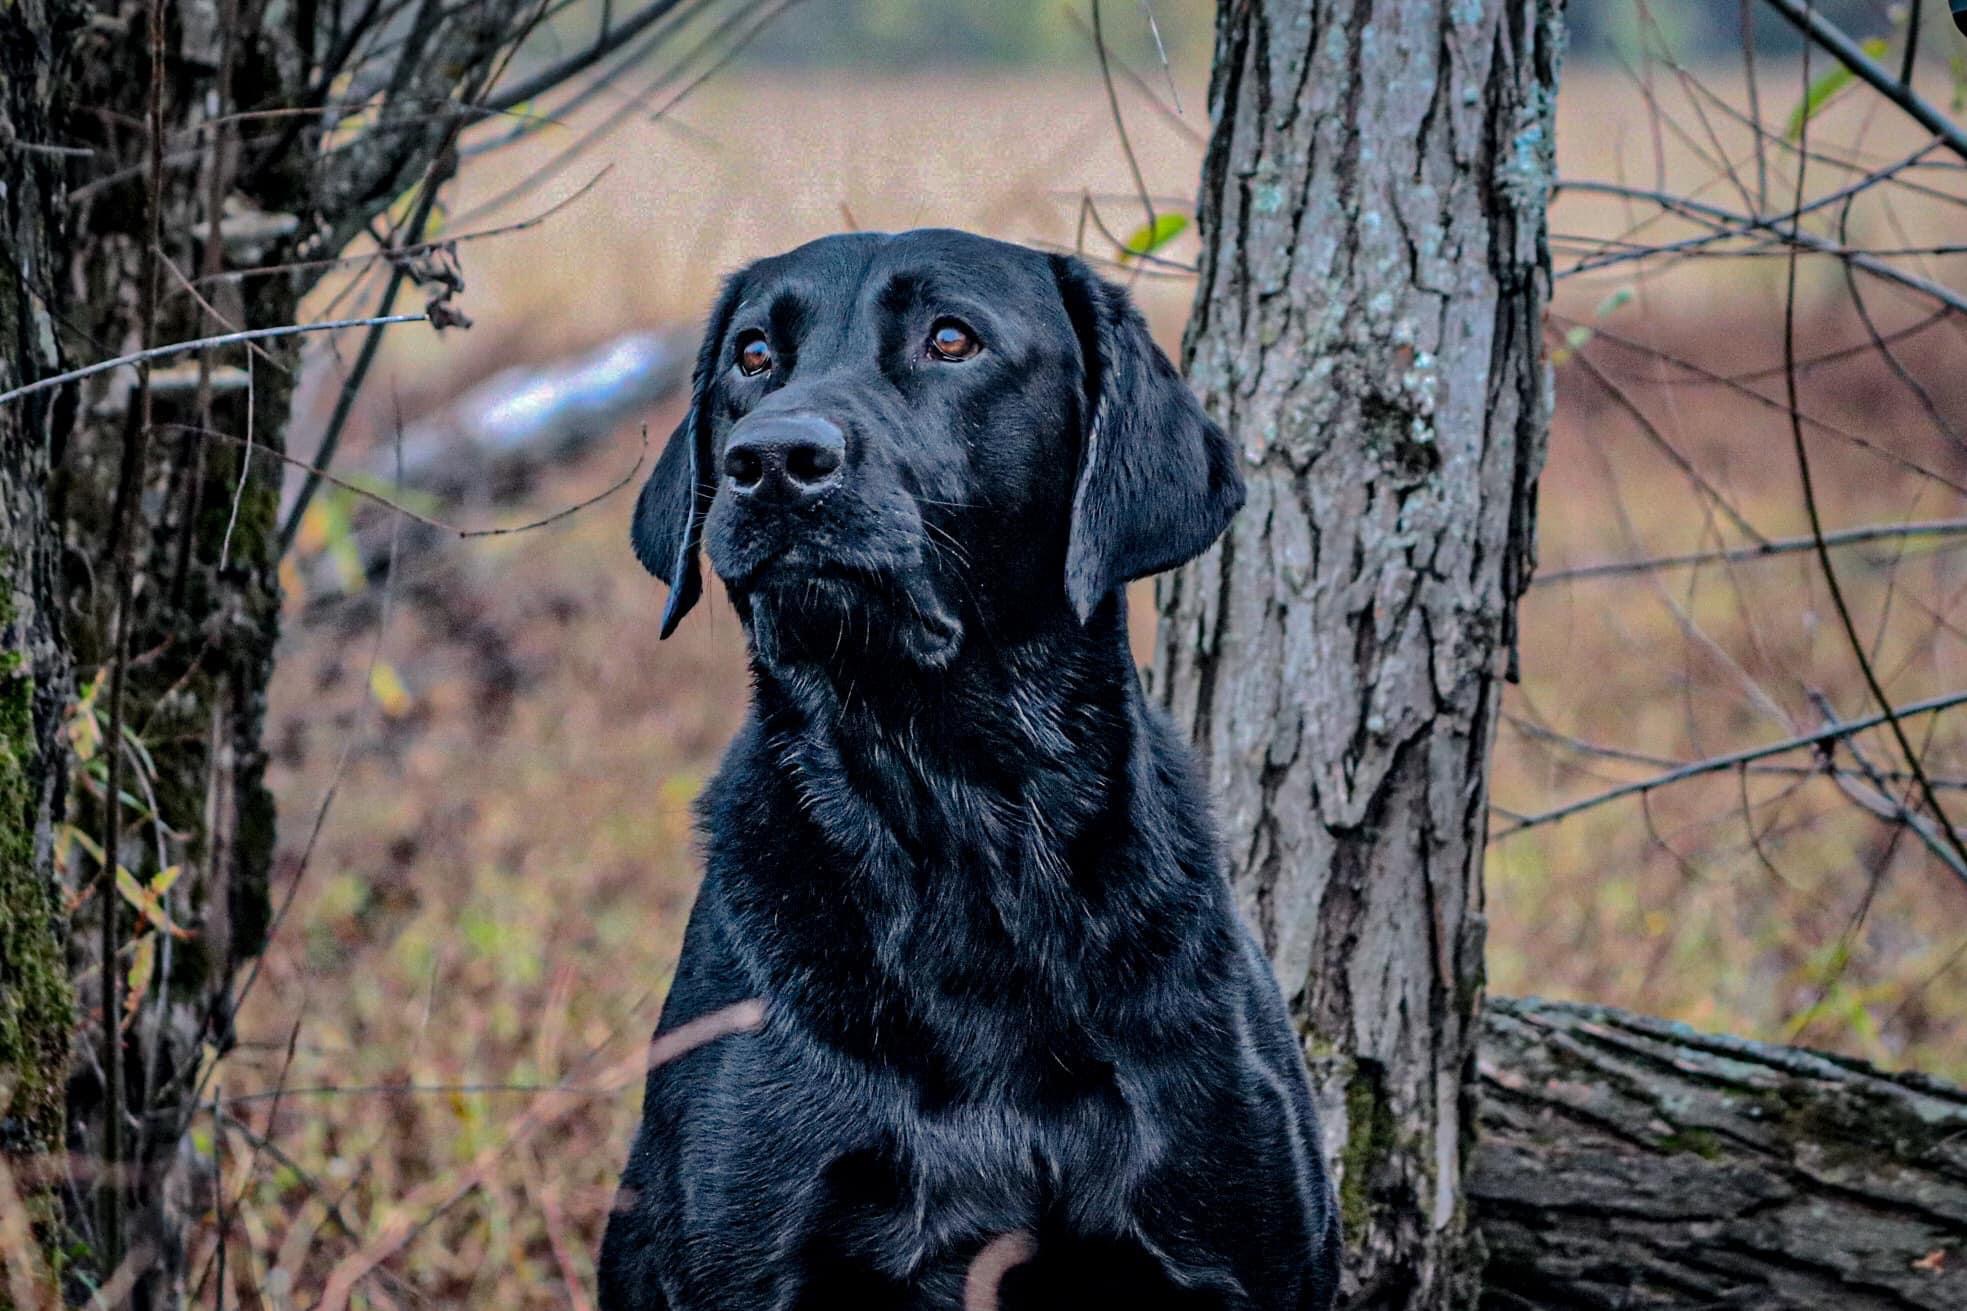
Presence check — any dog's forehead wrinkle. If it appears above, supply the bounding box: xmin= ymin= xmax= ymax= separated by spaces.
xmin=756 ymin=229 xmax=1057 ymax=339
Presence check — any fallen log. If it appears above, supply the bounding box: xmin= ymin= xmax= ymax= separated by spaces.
xmin=1472 ymin=996 xmax=1967 ymax=1309
xmin=285 ymin=328 xmax=692 ymax=603
xmin=378 ymin=328 xmax=692 ymax=502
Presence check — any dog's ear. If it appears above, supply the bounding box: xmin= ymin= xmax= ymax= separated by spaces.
xmin=1051 ymin=254 xmax=1243 ymax=622
xmin=632 ymin=274 xmax=746 ymax=638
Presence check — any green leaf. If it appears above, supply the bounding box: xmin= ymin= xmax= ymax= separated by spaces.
xmin=1555 ymin=284 xmax=1637 ymax=363
xmin=1593 ymin=286 xmax=1633 ymax=319
xmin=369 ymin=659 xmax=412 ymax=718
xmin=67 ymin=669 xmax=105 ymax=762
xmin=116 ymin=864 xmax=191 ymax=938
xmin=304 ymin=488 xmax=368 ymax=594
xmin=1951 ymin=52 xmax=1967 ymax=115
xmin=64 ymin=825 xmax=105 ymax=867
xmin=124 ymin=934 xmax=156 ymax=1021
xmin=1119 ymin=212 xmax=1189 ymax=262
xmin=1785 ymin=37 xmax=1891 ymax=140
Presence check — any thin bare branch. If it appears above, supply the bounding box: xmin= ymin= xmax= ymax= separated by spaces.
xmin=1492 ymin=689 xmax=1967 ymax=838
xmin=1536 ymin=517 xmax=1967 ymax=585
xmin=0 ymin=315 xmax=428 ymax=408
xmin=483 ymin=0 xmax=693 ymax=113
xmin=278 ymin=154 xmax=454 ymax=553
xmin=1780 ymin=61 xmax=1967 ymax=878
xmin=1558 ymin=179 xmax=1967 ymax=316
xmin=1764 ymin=0 xmax=1967 ymax=165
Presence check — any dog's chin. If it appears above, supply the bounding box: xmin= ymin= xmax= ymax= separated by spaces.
xmin=731 ymin=562 xmax=964 ymax=673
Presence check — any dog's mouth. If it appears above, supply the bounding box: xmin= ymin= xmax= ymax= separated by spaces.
xmin=730 ymin=551 xmax=965 ymax=671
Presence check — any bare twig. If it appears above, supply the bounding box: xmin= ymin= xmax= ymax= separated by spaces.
xmin=1136 ymin=0 xmax=1180 ymax=115
xmin=212 ymin=1084 xmax=227 ymax=1311
xmin=532 ymin=1173 xmax=598 ymax=1311
xmin=1740 ymin=0 xmax=1768 ymax=208
xmin=1064 ymin=8 xmax=1202 ymax=145
xmin=483 ymin=0 xmax=693 ymax=113
xmin=455 ymin=428 xmax=650 ymax=538
xmin=7 ymin=138 xmax=93 ymax=159
xmin=1569 ymin=351 xmax=1766 ymax=544
xmin=1809 ymin=691 xmax=1967 ymax=889
xmin=95 ymin=0 xmax=170 ymax=1264
xmin=1780 ymin=46 xmax=1967 ymax=878
xmin=203 ymin=402 xmax=409 ymax=1112
xmin=1899 ymin=0 xmax=1924 ymax=89
xmin=167 ymin=422 xmax=648 ymax=540
xmin=1090 ymin=0 xmax=1156 ymax=249
xmin=1555 ymin=317 xmax=1967 ymax=495
xmin=278 ymin=153 xmax=455 ymax=553
xmin=193 ymin=165 xmax=613 ymax=289
xmin=1763 ymin=0 xmax=1967 ymax=165
xmin=0 ymin=314 xmax=428 ymax=408
xmin=451 ymin=0 xmax=794 ymax=228
xmin=155 ymin=250 xmax=285 ymax=374
xmin=310 ymin=1004 xmax=759 ymax=1311
xmin=1535 ymin=517 xmax=1967 ymax=585
xmin=1557 ymin=180 xmax=1967 ymax=316
xmin=1077 ymin=192 xmax=1197 ymax=273
xmin=1492 ymin=689 xmax=1967 ymax=837
xmin=217 ymin=358 xmax=253 ymax=571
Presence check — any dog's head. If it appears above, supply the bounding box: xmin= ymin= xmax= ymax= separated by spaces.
xmin=632 ymin=229 xmax=1241 ymax=668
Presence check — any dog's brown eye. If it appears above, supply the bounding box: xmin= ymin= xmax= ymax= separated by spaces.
xmin=736 ymin=334 xmax=773 ymax=377
xmin=928 ymin=319 xmax=981 ymax=362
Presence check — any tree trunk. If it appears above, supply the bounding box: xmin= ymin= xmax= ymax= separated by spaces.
xmin=2 ymin=0 xmax=533 ymax=1299
xmin=1158 ymin=1 xmax=1562 ymax=1304
xmin=1169 ymin=5 xmax=1967 ymax=1308
xmin=1 ymin=0 xmax=83 ymax=1286
xmin=1471 ymin=997 xmax=1967 ymax=1310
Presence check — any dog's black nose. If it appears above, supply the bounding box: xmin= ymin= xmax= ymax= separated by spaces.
xmin=722 ymin=415 xmax=845 ymax=505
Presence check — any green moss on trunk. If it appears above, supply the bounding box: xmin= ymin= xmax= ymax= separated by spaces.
xmin=0 ymin=614 xmax=73 ymax=1166
xmin=1340 ymin=1059 xmax=1398 ymax=1237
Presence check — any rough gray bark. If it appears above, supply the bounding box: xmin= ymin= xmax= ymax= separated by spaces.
xmin=1 ymin=0 xmax=83 ymax=1275
xmin=1472 ymin=998 xmax=1967 ymax=1310
xmin=1157 ymin=1 xmax=1562 ymax=1304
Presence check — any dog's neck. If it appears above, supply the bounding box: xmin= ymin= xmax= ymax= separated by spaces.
xmin=747 ymin=597 xmax=1139 ymax=858
xmin=710 ymin=591 xmax=1223 ymax=1085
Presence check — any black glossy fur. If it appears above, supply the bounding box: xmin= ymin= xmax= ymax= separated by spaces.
xmin=601 ymin=230 xmax=1341 ymax=1310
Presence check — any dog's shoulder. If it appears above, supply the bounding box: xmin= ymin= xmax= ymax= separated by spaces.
xmin=652 ymin=869 xmax=752 ymax=1033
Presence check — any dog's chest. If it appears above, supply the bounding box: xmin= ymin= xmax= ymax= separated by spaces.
xmin=729 ymin=739 xmax=1203 ymax=1097
xmin=905 ymin=1094 xmax=1143 ymax=1228
xmin=756 ymin=1036 xmax=1160 ymax=1263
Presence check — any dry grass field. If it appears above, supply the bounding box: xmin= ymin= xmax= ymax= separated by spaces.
xmin=194 ymin=51 xmax=1967 ymax=1308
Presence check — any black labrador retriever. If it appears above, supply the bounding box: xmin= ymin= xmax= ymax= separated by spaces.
xmin=601 ymin=229 xmax=1341 ymax=1311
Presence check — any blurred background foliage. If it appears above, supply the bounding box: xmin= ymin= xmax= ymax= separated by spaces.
xmin=502 ymin=0 xmax=1914 ymax=68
